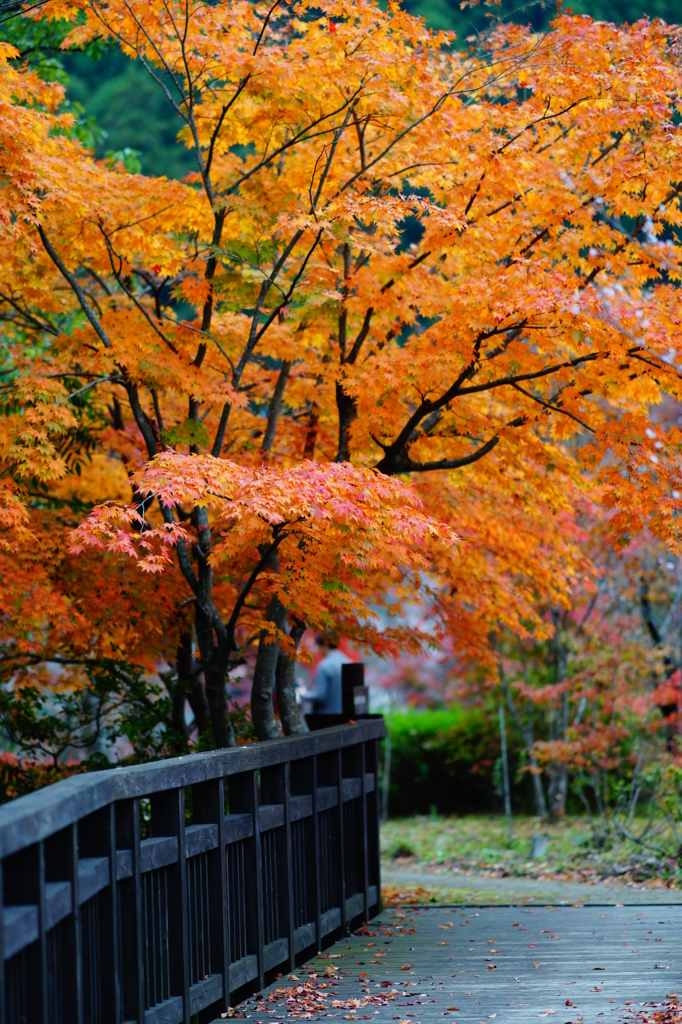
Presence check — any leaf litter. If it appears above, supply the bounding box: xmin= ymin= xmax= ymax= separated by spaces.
xmin=233 ymin=968 xmax=403 ymax=1021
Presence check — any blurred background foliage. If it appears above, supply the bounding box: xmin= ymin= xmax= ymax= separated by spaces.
xmin=381 ymin=707 xmax=538 ymax=817
xmin=405 ymin=0 xmax=679 ymax=33
xmin=3 ymin=0 xmax=679 ymax=181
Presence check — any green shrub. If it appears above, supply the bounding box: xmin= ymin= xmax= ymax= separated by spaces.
xmin=381 ymin=706 xmax=536 ymax=817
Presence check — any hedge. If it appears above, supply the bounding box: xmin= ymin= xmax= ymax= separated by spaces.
xmin=381 ymin=706 xmax=537 ymax=817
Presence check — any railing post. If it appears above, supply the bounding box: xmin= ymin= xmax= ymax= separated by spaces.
xmin=230 ymin=771 xmax=264 ymax=990
xmin=192 ymin=777 xmax=230 ymax=1014
xmin=151 ymin=787 xmax=190 ymax=1024
xmin=37 ymin=842 xmax=48 ymax=1024
xmin=311 ymin=756 xmax=321 ymax=955
xmin=290 ymin=754 xmax=319 ymax=961
xmin=44 ymin=823 xmax=83 ymax=1024
xmin=83 ymin=804 xmax=123 ymax=1024
xmin=283 ymin=763 xmax=295 ymax=973
xmin=116 ymin=799 xmax=145 ymax=1023
xmin=360 ymin=745 xmax=370 ymax=920
xmin=368 ymin=738 xmax=381 ymax=912
xmin=336 ymin=750 xmax=347 ymax=932
xmin=260 ymin=762 xmax=292 ymax=975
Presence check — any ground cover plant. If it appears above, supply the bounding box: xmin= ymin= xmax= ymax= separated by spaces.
xmin=382 ymin=812 xmax=682 ymax=888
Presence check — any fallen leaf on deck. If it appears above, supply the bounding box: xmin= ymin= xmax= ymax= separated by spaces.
xmin=400 ymin=965 xmax=413 ymax=971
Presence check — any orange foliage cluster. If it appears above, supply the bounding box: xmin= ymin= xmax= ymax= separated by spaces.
xmin=1 ymin=0 xmax=682 ymax=746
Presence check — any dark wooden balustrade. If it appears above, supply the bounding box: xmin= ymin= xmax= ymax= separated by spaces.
xmin=0 ymin=719 xmax=384 ymax=1024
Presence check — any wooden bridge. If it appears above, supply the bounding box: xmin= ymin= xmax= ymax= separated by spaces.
xmin=0 ymin=720 xmax=382 ymax=1024
xmin=238 ymin=902 xmax=682 ymax=1024
xmin=1 ymin=716 xmax=678 ymax=1024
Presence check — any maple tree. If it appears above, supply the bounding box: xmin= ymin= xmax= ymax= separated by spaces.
xmin=1 ymin=0 xmax=682 ymax=762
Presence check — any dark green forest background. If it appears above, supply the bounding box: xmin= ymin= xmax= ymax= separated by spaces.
xmin=4 ymin=0 xmax=679 ymax=181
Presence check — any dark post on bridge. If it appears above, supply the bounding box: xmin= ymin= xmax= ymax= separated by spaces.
xmin=0 ymin=719 xmax=384 ymax=1024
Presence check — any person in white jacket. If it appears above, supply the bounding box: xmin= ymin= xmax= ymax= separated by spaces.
xmin=298 ymin=636 xmax=350 ymax=714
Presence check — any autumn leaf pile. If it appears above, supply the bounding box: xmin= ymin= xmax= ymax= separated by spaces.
xmin=625 ymin=997 xmax=682 ymax=1023
xmin=2 ymin=0 xmax=682 ymax=747
xmin=230 ymin=969 xmax=401 ymax=1020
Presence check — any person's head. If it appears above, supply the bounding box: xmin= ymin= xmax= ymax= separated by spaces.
xmin=316 ymin=632 xmax=338 ymax=654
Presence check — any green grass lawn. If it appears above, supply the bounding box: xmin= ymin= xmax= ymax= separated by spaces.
xmin=380 ymin=814 xmax=681 ymax=886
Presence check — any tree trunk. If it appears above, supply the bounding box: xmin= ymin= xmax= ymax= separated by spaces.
xmin=276 ymin=619 xmax=306 ymax=735
xmin=194 ymin=604 xmax=235 ymax=748
xmin=262 ymin=361 xmax=291 ymax=457
xmin=170 ymin=683 xmax=189 ymax=739
xmin=176 ymin=632 xmax=211 ymax=735
xmin=251 ymin=595 xmax=287 ymax=740
xmin=203 ymin=659 xmax=234 ymax=747
xmin=303 ymin=402 xmax=319 ymax=459
xmin=547 ymin=765 xmax=568 ymax=819
xmin=528 ymin=746 xmax=548 ymax=819
xmin=501 ymin=670 xmax=548 ymax=819
xmin=335 ymin=383 xmax=356 ymax=462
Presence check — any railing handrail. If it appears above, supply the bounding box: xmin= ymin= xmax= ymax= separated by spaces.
xmin=0 ymin=719 xmax=384 ymax=860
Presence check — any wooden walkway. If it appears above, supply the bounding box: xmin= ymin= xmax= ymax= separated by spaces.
xmin=235 ymin=904 xmax=682 ymax=1024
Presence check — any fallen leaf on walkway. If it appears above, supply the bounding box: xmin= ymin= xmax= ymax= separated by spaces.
xmin=623 ymin=996 xmax=682 ymax=1022
xmin=400 ymin=965 xmax=413 ymax=971
xmin=534 ymin=961 xmax=540 ymax=968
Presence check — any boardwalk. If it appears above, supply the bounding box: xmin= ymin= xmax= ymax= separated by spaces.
xmin=235 ymin=904 xmax=682 ymax=1024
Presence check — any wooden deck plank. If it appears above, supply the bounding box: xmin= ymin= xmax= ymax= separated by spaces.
xmin=234 ymin=904 xmax=682 ymax=1024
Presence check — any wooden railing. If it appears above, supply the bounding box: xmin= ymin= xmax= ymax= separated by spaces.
xmin=0 ymin=719 xmax=384 ymax=1024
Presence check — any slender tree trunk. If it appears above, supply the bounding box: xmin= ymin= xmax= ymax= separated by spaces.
xmin=499 ymin=704 xmax=513 ymax=843
xmin=262 ymin=361 xmax=291 ymax=457
xmin=202 ymin=658 xmax=234 ymax=747
xmin=170 ymin=683 xmax=189 ymax=739
xmin=547 ymin=766 xmax=568 ymax=819
xmin=640 ymin=577 xmax=679 ymax=750
xmin=193 ymin=604 xmax=234 ymax=748
xmin=276 ymin=619 xmax=306 ymax=735
xmin=548 ymin=645 xmax=569 ymax=818
xmin=500 ymin=667 xmax=548 ymax=819
xmin=528 ymin=745 xmax=548 ymax=820
xmin=176 ymin=632 xmax=211 ymax=735
xmin=303 ymin=403 xmax=319 ymax=460
xmin=252 ymin=595 xmax=287 ymax=740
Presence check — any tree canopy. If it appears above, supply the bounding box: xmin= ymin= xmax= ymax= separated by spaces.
xmin=1 ymin=0 xmax=682 ymax=770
